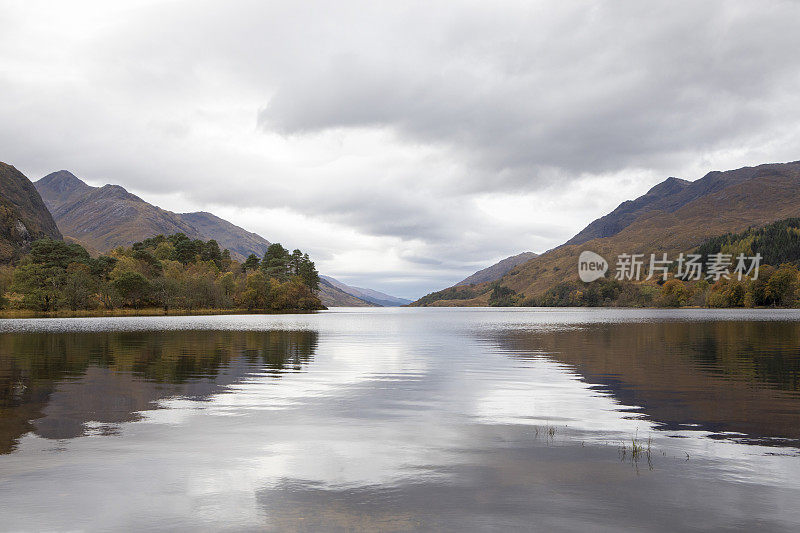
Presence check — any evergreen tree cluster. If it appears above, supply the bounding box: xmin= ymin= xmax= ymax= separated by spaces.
xmin=696 ymin=218 xmax=800 ymax=266
xmin=1 ymin=235 xmax=323 ymax=312
xmin=241 ymin=243 xmax=320 ymax=291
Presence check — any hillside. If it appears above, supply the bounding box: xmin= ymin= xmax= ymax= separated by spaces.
xmin=563 ymin=163 xmax=774 ymax=246
xmin=320 ymin=275 xmax=411 ymax=306
xmin=455 ymin=252 xmax=537 ymax=286
xmin=38 ymin=180 xmax=202 ymax=253
xmin=178 ymin=212 xmax=270 ymax=262
xmin=35 ymin=171 xmax=269 ymax=261
xmin=317 ymin=278 xmax=376 ymax=307
xmin=0 ymin=163 xmax=62 ymax=262
xmin=412 ymin=160 xmax=800 ymax=306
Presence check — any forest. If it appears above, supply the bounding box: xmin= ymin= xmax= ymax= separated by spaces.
xmin=0 ymin=234 xmax=324 ymax=313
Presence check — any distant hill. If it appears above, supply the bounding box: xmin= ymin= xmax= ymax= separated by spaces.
xmin=455 ymin=252 xmax=537 ymax=286
xmin=35 ymin=171 xmax=269 ymax=261
xmin=0 ymin=162 xmax=62 ymax=262
xmin=320 ymin=275 xmax=412 ymax=306
xmin=178 ymin=211 xmax=270 ymax=262
xmin=317 ymin=277 xmax=376 ymax=307
xmin=412 ymin=160 xmax=800 ymax=306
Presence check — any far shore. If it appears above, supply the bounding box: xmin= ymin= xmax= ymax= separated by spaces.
xmin=0 ymin=307 xmax=325 ymax=319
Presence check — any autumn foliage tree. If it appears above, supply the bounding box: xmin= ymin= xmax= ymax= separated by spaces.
xmin=3 ymin=235 xmax=324 ymax=312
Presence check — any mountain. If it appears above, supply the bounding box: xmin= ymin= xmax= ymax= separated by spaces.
xmin=412 ymin=160 xmax=800 ymax=306
xmin=32 ymin=170 xmax=93 ymax=213
xmin=36 ymin=174 xmax=202 ymax=254
xmin=455 ymin=252 xmax=538 ymax=286
xmin=563 ymin=163 xmax=782 ymax=246
xmin=0 ymin=162 xmax=62 ymax=262
xmin=320 ymin=275 xmax=412 ymax=306
xmin=35 ymin=171 xmax=269 ymax=261
xmin=178 ymin=212 xmax=270 ymax=261
xmin=317 ymin=277 xmax=376 ymax=307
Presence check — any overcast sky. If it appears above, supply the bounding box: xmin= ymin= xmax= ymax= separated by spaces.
xmin=2 ymin=1 xmax=800 ymax=299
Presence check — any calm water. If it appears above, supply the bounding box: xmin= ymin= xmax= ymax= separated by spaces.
xmin=1 ymin=308 xmax=800 ymax=531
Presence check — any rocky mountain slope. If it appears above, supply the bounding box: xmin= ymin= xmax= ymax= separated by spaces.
xmin=35 ymin=171 xmax=267 ymax=261
xmin=32 ymin=170 xmax=93 ymax=213
xmin=564 ymin=164 xmax=783 ymax=246
xmin=36 ymin=175 xmax=201 ymax=254
xmin=413 ymin=160 xmax=800 ymax=306
xmin=455 ymin=251 xmax=537 ymax=286
xmin=178 ymin=211 xmax=271 ymax=262
xmin=0 ymin=163 xmax=62 ymax=262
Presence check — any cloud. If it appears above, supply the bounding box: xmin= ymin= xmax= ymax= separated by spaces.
xmin=257 ymin=1 xmax=800 ymax=185
xmin=1 ymin=0 xmax=799 ymax=298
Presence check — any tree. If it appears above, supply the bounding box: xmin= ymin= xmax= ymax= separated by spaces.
xmin=489 ymin=284 xmax=519 ymax=306
xmin=113 ymin=271 xmax=152 ymax=307
xmin=242 ymin=254 xmax=260 ymax=272
xmin=657 ymin=279 xmax=689 ymax=307
xmin=295 ymin=253 xmax=319 ymax=291
xmin=63 ymin=263 xmax=96 ymax=310
xmin=271 ymin=277 xmax=321 ymax=310
xmin=173 ymin=238 xmax=200 ymax=264
xmin=0 ymin=265 xmax=13 ymax=309
xmin=215 ymin=272 xmax=236 ymax=307
xmin=133 ymin=249 xmax=163 ymax=277
xmin=241 ymin=271 xmax=270 ymax=309
xmin=90 ymin=255 xmax=118 ymax=280
xmin=261 ymin=243 xmax=290 ymax=281
xmin=707 ymin=278 xmax=746 ymax=308
xmin=153 ymin=241 xmax=174 ymax=260
xmin=151 ymin=276 xmax=181 ymax=312
xmin=289 ymin=249 xmax=303 ymax=274
xmin=765 ymin=264 xmax=798 ymax=307
xmin=201 ymin=239 xmax=222 ymax=264
xmin=29 ymin=238 xmax=90 ymax=270
xmin=12 ymin=264 xmax=62 ymax=310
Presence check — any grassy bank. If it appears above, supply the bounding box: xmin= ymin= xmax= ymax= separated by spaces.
xmin=0 ymin=307 xmax=324 ymax=319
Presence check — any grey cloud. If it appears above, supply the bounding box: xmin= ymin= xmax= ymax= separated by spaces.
xmin=257 ymin=1 xmax=800 ymax=189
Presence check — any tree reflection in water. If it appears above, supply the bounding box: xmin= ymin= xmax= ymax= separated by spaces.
xmin=0 ymin=330 xmax=318 ymax=453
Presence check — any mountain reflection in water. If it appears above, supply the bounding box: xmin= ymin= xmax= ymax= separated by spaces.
xmin=1 ymin=309 xmax=799 ymax=532
xmin=488 ymin=320 xmax=800 ymax=446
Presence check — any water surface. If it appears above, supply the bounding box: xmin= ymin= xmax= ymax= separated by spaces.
xmin=1 ymin=308 xmax=799 ymax=531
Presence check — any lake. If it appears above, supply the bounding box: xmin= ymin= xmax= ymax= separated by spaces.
xmin=1 ymin=307 xmax=800 ymax=531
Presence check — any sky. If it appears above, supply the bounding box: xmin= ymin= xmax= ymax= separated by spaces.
xmin=2 ymin=0 xmax=800 ymax=299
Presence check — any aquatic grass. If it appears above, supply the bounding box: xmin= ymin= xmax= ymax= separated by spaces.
xmin=532 ymin=424 xmax=558 ymax=441
xmin=618 ymin=432 xmax=653 ymax=470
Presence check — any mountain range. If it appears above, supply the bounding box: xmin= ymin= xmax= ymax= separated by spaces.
xmin=413 ymin=160 xmax=800 ymax=305
xmin=320 ymin=275 xmax=412 ymax=306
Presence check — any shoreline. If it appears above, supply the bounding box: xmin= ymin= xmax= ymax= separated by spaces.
xmin=0 ymin=307 xmax=325 ymax=319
